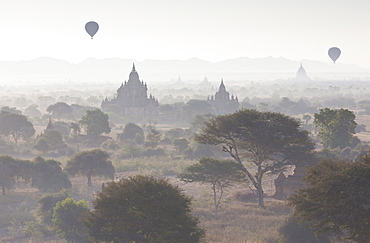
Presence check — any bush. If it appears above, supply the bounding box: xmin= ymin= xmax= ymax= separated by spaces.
xmin=279 ymin=214 xmax=330 ymax=243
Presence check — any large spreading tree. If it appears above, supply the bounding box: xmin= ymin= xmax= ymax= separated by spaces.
xmin=83 ymin=175 xmax=204 ymax=243
xmin=195 ymin=109 xmax=314 ymax=207
xmin=314 ymin=108 xmax=359 ymax=149
xmin=288 ymin=157 xmax=370 ymax=242
xmin=65 ymin=149 xmax=115 ymax=186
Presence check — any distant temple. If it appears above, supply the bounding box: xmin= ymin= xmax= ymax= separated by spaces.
xmin=273 ymin=166 xmax=307 ymax=200
xmin=101 ymin=64 xmax=159 ymax=118
xmin=294 ymin=63 xmax=310 ymax=81
xmin=208 ymin=79 xmax=239 ymax=114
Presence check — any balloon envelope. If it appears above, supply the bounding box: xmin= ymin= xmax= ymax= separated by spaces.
xmin=85 ymin=21 xmax=99 ymax=39
xmin=328 ymin=47 xmax=341 ymax=63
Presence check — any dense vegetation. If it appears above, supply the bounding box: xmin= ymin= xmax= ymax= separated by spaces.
xmin=1 ymin=79 xmax=370 ymax=242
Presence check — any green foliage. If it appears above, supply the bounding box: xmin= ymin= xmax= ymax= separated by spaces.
xmin=0 ymin=111 xmax=35 ymax=143
xmin=0 ymin=155 xmax=19 ymax=195
xmin=24 ymin=104 xmax=42 ymax=118
xmin=53 ymin=121 xmax=71 ymax=136
xmin=84 ymin=175 xmax=205 ymax=243
xmin=196 ymin=109 xmax=315 ymax=207
xmin=30 ymin=156 xmax=72 ymax=193
xmin=165 ymin=127 xmax=188 ymax=140
xmin=46 ymin=102 xmax=74 ymax=120
xmin=37 ymin=190 xmax=69 ymax=223
xmin=52 ymin=198 xmax=90 ymax=243
xmin=66 ymin=149 xmax=115 ymax=186
xmin=288 ymin=157 xmax=370 ymax=242
xmin=180 ymin=157 xmax=247 ymax=213
xmin=119 ymin=122 xmax=144 ymax=142
xmin=79 ymin=109 xmax=111 ymax=137
xmin=173 ymin=137 xmax=190 ymax=153
xmin=33 ymin=138 xmax=50 ymax=154
xmin=100 ymin=139 xmax=119 ymax=150
xmin=314 ymin=108 xmax=358 ymax=149
xmin=35 ymin=129 xmax=67 ymax=152
xmin=278 ymin=214 xmax=330 ymax=243
xmin=191 ymin=113 xmax=215 ymax=132
xmin=302 ymin=114 xmax=312 ymax=124
xmin=1 ymin=106 xmax=22 ymax=115
xmin=70 ymin=122 xmax=81 ymax=135
xmin=144 ymin=122 xmax=162 ymax=147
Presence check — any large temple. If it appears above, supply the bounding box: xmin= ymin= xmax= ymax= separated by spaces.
xmin=101 ymin=64 xmax=159 ymax=118
xmin=294 ymin=63 xmax=310 ymax=81
xmin=208 ymin=79 xmax=239 ymax=114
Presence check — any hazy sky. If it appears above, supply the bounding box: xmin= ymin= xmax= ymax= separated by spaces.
xmin=2 ymin=0 xmax=370 ymax=68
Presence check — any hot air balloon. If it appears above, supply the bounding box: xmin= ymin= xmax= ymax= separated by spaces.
xmin=328 ymin=47 xmax=341 ymax=63
xmin=85 ymin=21 xmax=99 ymax=39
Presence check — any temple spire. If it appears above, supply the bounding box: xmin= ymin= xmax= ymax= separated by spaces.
xmin=219 ymin=79 xmax=226 ymax=91
xmin=132 ymin=63 xmax=136 ymax=72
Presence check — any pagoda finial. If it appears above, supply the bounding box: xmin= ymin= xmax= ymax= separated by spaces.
xmin=132 ymin=63 xmax=136 ymax=72
xmin=219 ymin=79 xmax=226 ymax=91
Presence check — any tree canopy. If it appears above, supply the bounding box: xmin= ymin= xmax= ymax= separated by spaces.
xmin=314 ymin=108 xmax=359 ymax=149
xmin=66 ymin=149 xmax=115 ymax=186
xmin=52 ymin=198 xmax=90 ymax=243
xmin=196 ymin=109 xmax=314 ymax=207
xmin=119 ymin=122 xmax=144 ymax=142
xmin=180 ymin=157 xmax=246 ymax=213
xmin=288 ymin=157 xmax=370 ymax=242
xmin=79 ymin=109 xmax=111 ymax=137
xmin=30 ymin=156 xmax=72 ymax=193
xmin=0 ymin=111 xmax=35 ymax=143
xmin=83 ymin=175 xmax=204 ymax=243
xmin=46 ymin=102 xmax=74 ymax=120
xmin=0 ymin=155 xmax=19 ymax=195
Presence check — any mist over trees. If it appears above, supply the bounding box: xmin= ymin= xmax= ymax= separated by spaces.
xmin=2 ymin=64 xmax=370 ymax=242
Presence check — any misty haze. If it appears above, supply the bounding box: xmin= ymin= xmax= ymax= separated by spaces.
xmin=1 ymin=1 xmax=370 ymax=242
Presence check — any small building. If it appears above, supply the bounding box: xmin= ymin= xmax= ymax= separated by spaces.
xmin=273 ymin=166 xmax=307 ymax=200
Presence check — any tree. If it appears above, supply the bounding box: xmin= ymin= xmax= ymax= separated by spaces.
xmin=40 ymin=129 xmax=67 ymax=151
xmin=288 ymin=157 xmax=370 ymax=242
xmin=79 ymin=109 xmax=111 ymax=137
xmin=144 ymin=122 xmax=161 ymax=147
xmin=53 ymin=121 xmax=71 ymax=136
xmin=24 ymin=104 xmax=43 ymax=118
xmin=119 ymin=123 xmax=144 ymax=142
xmin=0 ymin=155 xmax=19 ymax=195
xmin=0 ymin=111 xmax=35 ymax=143
xmin=278 ymin=214 xmax=331 ymax=243
xmin=314 ymin=108 xmax=359 ymax=149
xmin=66 ymin=149 xmax=115 ymax=186
xmin=37 ymin=190 xmax=69 ymax=224
xmin=1 ymin=106 xmax=22 ymax=115
xmin=33 ymin=138 xmax=50 ymax=154
xmin=83 ymin=175 xmax=204 ymax=243
xmin=52 ymin=198 xmax=90 ymax=243
xmin=180 ymin=157 xmax=246 ymax=214
xmin=30 ymin=156 xmax=72 ymax=192
xmin=173 ymin=138 xmax=190 ymax=154
xmin=46 ymin=102 xmax=74 ymax=120
xmin=165 ymin=128 xmax=186 ymax=140
xmin=302 ymin=114 xmax=312 ymax=125
xmin=70 ymin=122 xmax=81 ymax=135
xmin=195 ymin=109 xmax=314 ymax=207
